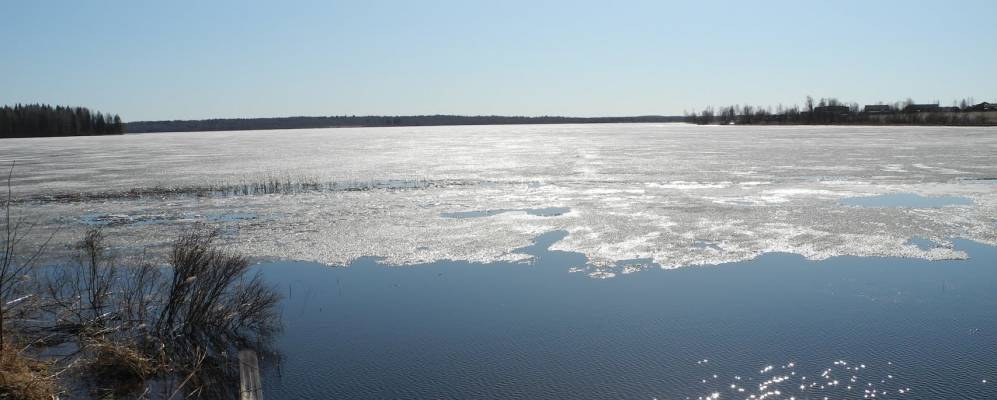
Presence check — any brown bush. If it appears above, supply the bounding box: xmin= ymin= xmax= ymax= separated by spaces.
xmin=87 ymin=339 xmax=156 ymax=398
xmin=0 ymin=344 xmax=56 ymax=400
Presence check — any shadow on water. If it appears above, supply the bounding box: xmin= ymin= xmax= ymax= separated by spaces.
xmin=256 ymin=231 xmax=997 ymax=399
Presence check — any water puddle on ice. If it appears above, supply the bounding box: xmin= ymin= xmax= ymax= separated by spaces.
xmin=441 ymin=207 xmax=571 ymax=219
xmin=841 ymin=193 xmax=972 ymax=208
xmin=906 ymin=237 xmax=940 ymax=251
xmin=693 ymin=240 xmax=723 ymax=251
xmin=79 ymin=212 xmax=260 ymax=226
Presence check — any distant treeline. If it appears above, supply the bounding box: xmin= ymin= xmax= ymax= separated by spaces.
xmin=687 ymin=97 xmax=997 ymax=126
xmin=0 ymin=104 xmax=124 ymax=138
xmin=125 ymin=114 xmax=686 ymax=133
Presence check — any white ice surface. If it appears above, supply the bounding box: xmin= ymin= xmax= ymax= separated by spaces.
xmin=3 ymin=124 xmax=996 ymax=275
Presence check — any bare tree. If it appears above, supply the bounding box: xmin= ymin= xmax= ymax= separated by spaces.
xmin=1 ymin=162 xmax=53 ymax=351
xmin=698 ymin=107 xmax=715 ymax=125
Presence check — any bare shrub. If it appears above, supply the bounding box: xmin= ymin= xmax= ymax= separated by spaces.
xmin=116 ymin=260 xmax=162 ymax=331
xmin=2 ymin=162 xmax=53 ymax=353
xmin=38 ymin=225 xmax=282 ymax=398
xmin=156 ymin=226 xmax=281 ymax=348
xmin=4 ymin=159 xmax=281 ymax=398
xmin=147 ymin=227 xmax=280 ymax=398
xmin=76 ymin=230 xmax=117 ymax=328
xmin=40 ymin=229 xmax=119 ymax=339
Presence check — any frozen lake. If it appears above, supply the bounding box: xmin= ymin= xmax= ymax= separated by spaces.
xmin=3 ymin=123 xmax=996 ymax=276
xmin=5 ymin=123 xmax=997 ymax=398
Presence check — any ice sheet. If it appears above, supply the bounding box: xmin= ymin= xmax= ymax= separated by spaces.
xmin=3 ymin=124 xmax=996 ymax=275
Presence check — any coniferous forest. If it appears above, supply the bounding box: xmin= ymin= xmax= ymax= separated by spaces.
xmin=124 ymin=114 xmax=686 ymax=133
xmin=686 ymin=96 xmax=997 ymax=126
xmin=0 ymin=104 xmax=125 ymax=138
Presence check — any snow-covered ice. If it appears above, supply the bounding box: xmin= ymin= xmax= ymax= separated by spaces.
xmin=3 ymin=123 xmax=996 ymax=275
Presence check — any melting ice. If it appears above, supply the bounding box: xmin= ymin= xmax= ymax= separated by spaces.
xmin=3 ymin=124 xmax=996 ymax=274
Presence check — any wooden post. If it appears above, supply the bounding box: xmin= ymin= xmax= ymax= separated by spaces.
xmin=238 ymin=349 xmax=263 ymax=400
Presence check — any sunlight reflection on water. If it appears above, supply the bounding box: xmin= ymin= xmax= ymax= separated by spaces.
xmin=256 ymin=234 xmax=997 ymax=399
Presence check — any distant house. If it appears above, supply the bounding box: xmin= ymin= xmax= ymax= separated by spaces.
xmin=967 ymin=102 xmax=997 ymax=112
xmin=903 ymin=104 xmax=940 ymax=113
xmin=863 ymin=105 xmax=891 ymax=114
xmin=937 ymin=106 xmax=961 ymax=113
xmin=813 ymin=105 xmax=850 ymax=115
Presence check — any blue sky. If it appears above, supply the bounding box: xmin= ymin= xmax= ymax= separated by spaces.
xmin=2 ymin=0 xmax=995 ymax=121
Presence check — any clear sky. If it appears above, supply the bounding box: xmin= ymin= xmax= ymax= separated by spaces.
xmin=2 ymin=0 xmax=995 ymax=121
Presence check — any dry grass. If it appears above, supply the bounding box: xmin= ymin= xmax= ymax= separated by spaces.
xmin=86 ymin=339 xmax=156 ymax=397
xmin=0 ymin=343 xmax=56 ymax=400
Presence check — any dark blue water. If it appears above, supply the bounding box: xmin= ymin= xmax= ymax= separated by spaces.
xmin=256 ymin=234 xmax=997 ymax=399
